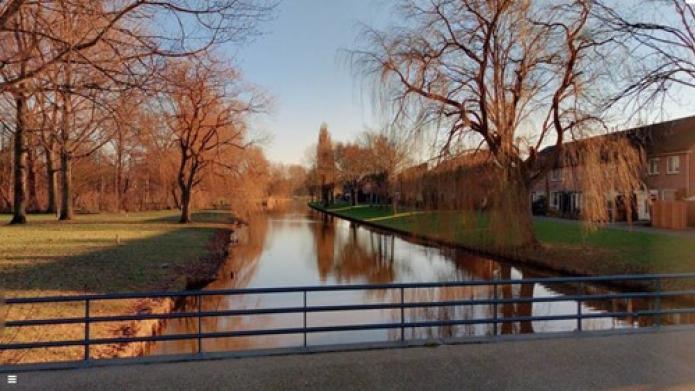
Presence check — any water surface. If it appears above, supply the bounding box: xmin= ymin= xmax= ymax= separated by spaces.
xmin=151 ymin=203 xmax=681 ymax=355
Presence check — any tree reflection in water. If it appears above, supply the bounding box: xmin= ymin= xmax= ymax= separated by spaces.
xmin=149 ymin=205 xmax=693 ymax=357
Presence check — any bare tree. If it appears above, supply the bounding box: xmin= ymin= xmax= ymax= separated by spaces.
xmin=352 ymin=0 xmax=642 ymax=247
xmin=161 ymin=57 xmax=267 ymax=223
xmin=362 ymin=130 xmax=411 ymax=212
xmin=0 ymin=0 xmax=275 ymax=224
xmin=334 ymin=142 xmax=370 ymax=206
xmin=0 ymin=0 xmax=276 ymax=92
xmin=597 ymin=0 xmax=695 ymax=111
xmin=106 ymin=93 xmax=147 ymax=211
xmin=0 ymin=123 xmax=12 ymax=210
xmin=316 ymin=123 xmax=336 ymax=207
xmin=0 ymin=6 xmax=36 ymax=224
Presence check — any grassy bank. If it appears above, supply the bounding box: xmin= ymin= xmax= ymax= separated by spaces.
xmin=310 ymin=203 xmax=695 ymax=284
xmin=0 ymin=210 xmax=235 ymax=364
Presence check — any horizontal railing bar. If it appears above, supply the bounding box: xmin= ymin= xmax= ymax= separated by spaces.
xmin=5 ymin=308 xmax=693 ymax=351
xmin=634 ymin=307 xmax=695 ymax=317
xmin=7 ymin=291 xmax=695 ymax=328
xmin=5 ymin=317 xmax=87 ymax=327
xmin=0 ymin=339 xmax=87 ymax=350
xmin=5 ymin=307 xmax=307 ymax=327
xmin=6 ymin=273 xmax=695 ymax=304
xmin=2 ymin=315 xmax=576 ymax=350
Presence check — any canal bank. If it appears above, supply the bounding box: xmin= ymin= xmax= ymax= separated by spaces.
xmin=115 ymin=227 xmax=237 ymax=360
xmin=308 ymin=203 xmax=695 ymax=291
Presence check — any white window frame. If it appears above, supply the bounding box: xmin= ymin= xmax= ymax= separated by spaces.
xmin=550 ymin=169 xmax=562 ymax=182
xmin=550 ymin=192 xmax=560 ymax=209
xmin=571 ymin=192 xmax=582 ymax=210
xmin=667 ymin=155 xmax=681 ymax=174
xmin=648 ymin=158 xmax=660 ymax=175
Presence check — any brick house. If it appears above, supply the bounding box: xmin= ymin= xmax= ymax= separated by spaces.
xmin=531 ymin=115 xmax=695 ymax=221
xmin=397 ymin=152 xmax=496 ymax=210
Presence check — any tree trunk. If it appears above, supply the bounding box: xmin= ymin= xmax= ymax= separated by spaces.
xmin=321 ymin=183 xmax=329 ymax=207
xmin=179 ymin=185 xmax=192 ymax=223
xmin=171 ymin=185 xmax=181 ymax=209
xmin=115 ymin=166 xmax=122 ymax=211
xmin=544 ymin=176 xmax=550 ymax=214
xmin=115 ymin=133 xmax=124 ymax=211
xmin=98 ymin=165 xmax=104 ymax=211
xmin=26 ymin=136 xmax=39 ymax=212
xmin=351 ymin=185 xmax=357 ymax=206
xmin=10 ymin=93 xmax=27 ymax=225
xmin=59 ymin=150 xmax=74 ymax=220
xmin=490 ymin=173 xmax=536 ymax=248
xmin=177 ymin=152 xmax=193 ymax=223
xmin=45 ymin=146 xmax=58 ymax=214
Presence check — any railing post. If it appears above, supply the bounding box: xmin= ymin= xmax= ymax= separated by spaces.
xmin=197 ymin=294 xmax=203 ymax=355
xmin=303 ymin=290 xmax=308 ymax=348
xmin=84 ymin=298 xmax=90 ymax=362
xmin=492 ymin=281 xmax=498 ymax=337
xmin=400 ymin=287 xmax=405 ymax=342
xmin=656 ymin=278 xmax=662 ymax=329
xmin=577 ymin=282 xmax=583 ymax=332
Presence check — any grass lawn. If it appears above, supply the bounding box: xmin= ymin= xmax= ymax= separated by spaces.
xmin=0 ymin=209 xmax=235 ymax=364
xmin=312 ymin=203 xmax=695 ymax=280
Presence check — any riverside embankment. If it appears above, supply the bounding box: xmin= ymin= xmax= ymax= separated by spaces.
xmin=309 ymin=202 xmax=695 ymax=291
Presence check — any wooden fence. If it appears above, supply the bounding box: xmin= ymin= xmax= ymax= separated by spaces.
xmin=651 ymin=201 xmax=688 ymax=229
xmin=688 ymin=202 xmax=695 ymax=228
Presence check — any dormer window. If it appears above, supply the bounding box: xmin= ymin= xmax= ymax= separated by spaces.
xmin=648 ymin=158 xmax=660 ymax=175
xmin=667 ymin=155 xmax=680 ymax=174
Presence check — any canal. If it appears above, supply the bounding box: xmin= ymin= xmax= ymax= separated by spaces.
xmin=151 ymin=203 xmax=673 ymax=356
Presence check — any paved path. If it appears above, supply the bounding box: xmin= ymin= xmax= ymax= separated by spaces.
xmin=6 ymin=330 xmax=695 ymax=390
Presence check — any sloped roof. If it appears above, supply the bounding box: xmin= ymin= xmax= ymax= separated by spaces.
xmin=624 ymin=114 xmax=695 ymax=154
xmin=538 ymin=114 xmax=695 ymax=165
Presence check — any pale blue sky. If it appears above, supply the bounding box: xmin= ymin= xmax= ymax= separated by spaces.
xmin=230 ymin=1 xmax=694 ymax=165
xmin=232 ymin=0 xmax=393 ymax=165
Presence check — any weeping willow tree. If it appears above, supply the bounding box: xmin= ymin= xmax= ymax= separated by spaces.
xmin=353 ymin=0 xmax=644 ymax=249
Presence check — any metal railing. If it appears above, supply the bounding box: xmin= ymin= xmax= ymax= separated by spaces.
xmin=2 ymin=273 xmax=695 ymax=369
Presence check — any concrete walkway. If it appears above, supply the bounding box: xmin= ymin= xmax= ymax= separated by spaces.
xmin=7 ymin=330 xmax=695 ymax=390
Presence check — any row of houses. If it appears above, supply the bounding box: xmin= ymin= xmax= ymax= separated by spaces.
xmin=531 ymin=115 xmax=695 ymax=224
xmin=391 ymin=115 xmax=695 ymax=227
xmin=396 ymin=152 xmax=494 ymax=210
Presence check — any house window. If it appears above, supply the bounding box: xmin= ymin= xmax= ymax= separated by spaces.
xmin=648 ymin=158 xmax=660 ymax=175
xmin=571 ymin=192 xmax=582 ymax=211
xmin=667 ymin=155 xmax=680 ymax=174
xmin=550 ymin=192 xmax=561 ymax=209
xmin=662 ymin=189 xmax=676 ymax=201
xmin=550 ymin=169 xmax=562 ymax=182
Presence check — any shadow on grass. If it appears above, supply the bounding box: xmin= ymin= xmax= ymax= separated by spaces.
xmin=144 ymin=210 xmax=237 ymax=225
xmin=0 ymin=225 xmax=225 ymax=295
